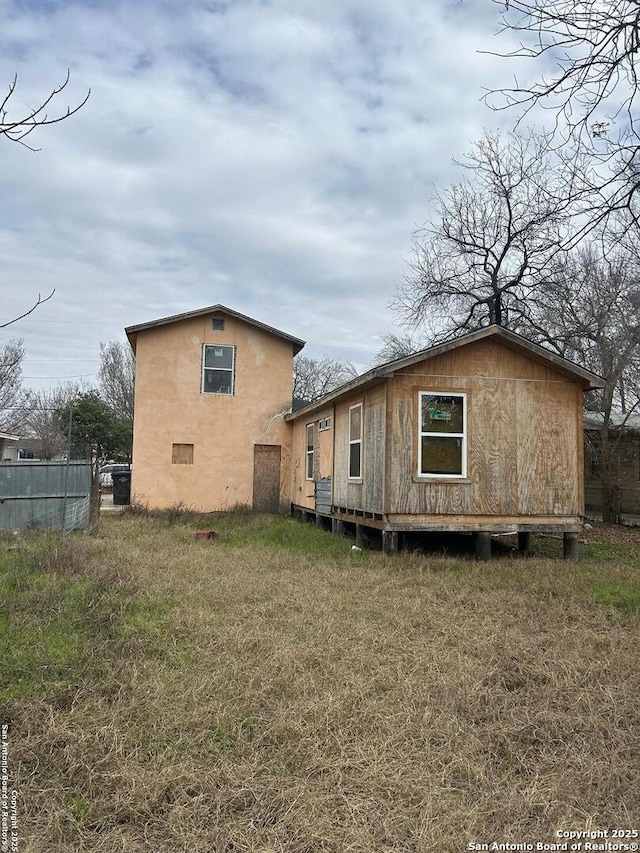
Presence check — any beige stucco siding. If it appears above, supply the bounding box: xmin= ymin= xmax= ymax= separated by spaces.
xmin=131 ymin=313 xmax=294 ymax=510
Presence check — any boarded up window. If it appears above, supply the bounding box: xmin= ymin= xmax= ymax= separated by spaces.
xmin=418 ymin=393 xmax=466 ymax=478
xmin=172 ymin=443 xmax=194 ymax=465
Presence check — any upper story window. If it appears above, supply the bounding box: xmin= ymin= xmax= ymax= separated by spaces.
xmin=418 ymin=392 xmax=466 ymax=478
xmin=348 ymin=403 xmax=363 ymax=480
xmin=305 ymin=423 xmax=314 ymax=480
xmin=202 ymin=345 xmax=235 ymax=395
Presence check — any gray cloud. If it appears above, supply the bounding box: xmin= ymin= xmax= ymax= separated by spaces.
xmin=0 ymin=0 xmax=525 ymax=389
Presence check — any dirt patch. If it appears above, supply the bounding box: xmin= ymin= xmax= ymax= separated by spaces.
xmin=582 ymin=519 xmax=640 ymax=545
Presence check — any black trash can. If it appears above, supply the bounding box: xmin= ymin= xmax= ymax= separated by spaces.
xmin=112 ymin=470 xmax=132 ymax=506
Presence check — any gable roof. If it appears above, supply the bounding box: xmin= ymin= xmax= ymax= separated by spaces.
xmin=125 ymin=304 xmax=305 ymax=355
xmin=584 ymin=412 xmax=640 ymax=432
xmin=287 ymin=325 xmax=604 ymax=421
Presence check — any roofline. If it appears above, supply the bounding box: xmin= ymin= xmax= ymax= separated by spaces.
xmin=125 ymin=304 xmax=305 ymax=355
xmin=286 ymin=325 xmax=604 ymax=422
xmin=0 ymin=432 xmax=19 ymax=441
xmin=584 ymin=412 xmax=640 ymax=431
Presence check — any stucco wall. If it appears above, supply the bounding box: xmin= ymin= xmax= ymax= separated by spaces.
xmin=130 ymin=312 xmax=295 ymax=511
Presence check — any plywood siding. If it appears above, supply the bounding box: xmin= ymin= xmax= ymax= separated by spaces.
xmin=388 ymin=338 xmax=582 ymax=517
xmin=333 ymin=383 xmax=385 ymax=512
xmin=515 ymin=380 xmax=580 ymax=515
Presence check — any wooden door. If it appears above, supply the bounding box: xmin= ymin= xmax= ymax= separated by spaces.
xmin=253 ymin=445 xmax=281 ymax=513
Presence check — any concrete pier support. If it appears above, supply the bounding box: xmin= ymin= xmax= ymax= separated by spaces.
xmin=563 ymin=532 xmax=579 ymax=560
xmin=355 ymin=524 xmax=368 ymax=549
xmin=382 ymin=530 xmax=398 ymax=556
xmin=517 ymin=532 xmax=531 ymax=554
xmin=332 ymin=519 xmax=345 ymax=536
xmin=475 ymin=532 xmax=492 ymax=562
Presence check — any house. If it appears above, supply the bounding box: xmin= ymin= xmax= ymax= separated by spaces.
xmin=584 ymin=412 xmax=640 ymax=516
xmin=287 ymin=326 xmax=602 ymax=559
xmin=0 ymin=433 xmax=19 ymax=462
xmin=126 ymin=307 xmax=602 ymax=559
xmin=125 ymin=305 xmax=304 ymax=512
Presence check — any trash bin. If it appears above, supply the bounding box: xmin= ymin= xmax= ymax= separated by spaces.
xmin=112 ymin=470 xmax=132 ymax=506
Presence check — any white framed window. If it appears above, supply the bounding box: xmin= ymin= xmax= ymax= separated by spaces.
xmin=318 ymin=417 xmax=332 ymax=432
xmin=418 ymin=392 xmax=466 ymax=478
xmin=305 ymin=423 xmax=314 ymax=481
xmin=348 ymin=403 xmax=363 ymax=480
xmin=202 ymin=345 xmax=235 ymax=395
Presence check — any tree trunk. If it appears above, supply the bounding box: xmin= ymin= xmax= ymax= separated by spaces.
xmin=89 ymin=461 xmax=101 ymax=529
xmin=489 ymin=292 xmax=503 ymax=326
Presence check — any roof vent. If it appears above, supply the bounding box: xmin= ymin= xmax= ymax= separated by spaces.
xmin=212 ymin=318 xmax=225 ymax=331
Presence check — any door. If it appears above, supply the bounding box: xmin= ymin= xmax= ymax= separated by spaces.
xmin=253 ymin=444 xmax=281 ymax=513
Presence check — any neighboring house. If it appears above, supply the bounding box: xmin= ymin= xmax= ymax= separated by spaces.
xmin=125 ymin=305 xmax=305 ymax=512
xmin=14 ymin=437 xmax=65 ymax=461
xmin=584 ymin=412 xmax=640 ymax=515
xmin=0 ymin=433 xmax=19 ymax=462
xmin=287 ymin=326 xmax=602 ymax=558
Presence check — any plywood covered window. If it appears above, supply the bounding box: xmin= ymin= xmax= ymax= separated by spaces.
xmin=348 ymin=403 xmax=363 ymax=480
xmin=418 ymin=393 xmax=466 ymax=478
xmin=305 ymin=423 xmax=314 ymax=481
xmin=202 ymin=345 xmax=234 ymax=395
xmin=172 ymin=443 xmax=194 ymax=465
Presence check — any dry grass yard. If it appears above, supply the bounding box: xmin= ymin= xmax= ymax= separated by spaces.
xmin=1 ymin=509 xmax=639 ymax=852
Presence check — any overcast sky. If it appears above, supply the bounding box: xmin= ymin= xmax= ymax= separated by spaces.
xmin=0 ymin=0 xmax=529 ymax=392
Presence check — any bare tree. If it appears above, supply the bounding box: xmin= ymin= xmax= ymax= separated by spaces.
xmin=372 ymin=333 xmax=426 ymax=366
xmin=394 ymin=130 xmax=578 ymax=339
xmin=526 ymin=244 xmax=640 ymax=521
xmin=25 ymin=382 xmax=86 ymax=460
xmin=0 ymin=339 xmax=30 ymax=433
xmin=1 ymin=70 xmax=90 ymax=151
xmin=98 ymin=342 xmax=135 ymax=422
xmin=293 ymin=356 xmax=358 ymax=404
xmin=489 ymin=0 xmax=640 ymax=236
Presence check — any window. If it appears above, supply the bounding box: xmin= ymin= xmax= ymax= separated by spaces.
xmin=305 ymin=423 xmax=314 ymax=480
xmin=348 ymin=403 xmax=363 ymax=479
xmin=202 ymin=345 xmax=234 ymax=394
xmin=318 ymin=417 xmax=332 ymax=432
xmin=172 ymin=443 xmax=194 ymax=465
xmin=211 ymin=317 xmax=225 ymax=331
xmin=418 ymin=393 xmax=466 ymax=478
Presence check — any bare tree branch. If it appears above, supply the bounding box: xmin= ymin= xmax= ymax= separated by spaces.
xmin=486 ymin=0 xmax=640 ymax=236
xmin=0 ymin=289 xmax=55 ymax=329
xmin=0 ymin=71 xmax=90 ymax=152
